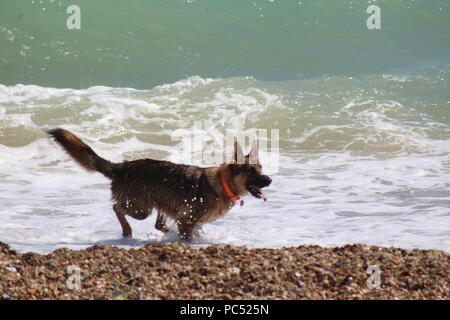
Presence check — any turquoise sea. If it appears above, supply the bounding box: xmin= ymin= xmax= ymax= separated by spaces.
xmin=0 ymin=0 xmax=449 ymax=253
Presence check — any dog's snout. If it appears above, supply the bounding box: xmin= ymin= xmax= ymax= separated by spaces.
xmin=261 ymin=175 xmax=272 ymax=187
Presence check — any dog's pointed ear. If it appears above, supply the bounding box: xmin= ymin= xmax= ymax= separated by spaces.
xmin=233 ymin=139 xmax=245 ymax=164
xmin=248 ymin=140 xmax=259 ymax=164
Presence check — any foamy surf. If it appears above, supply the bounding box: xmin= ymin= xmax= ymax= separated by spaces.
xmin=0 ymin=73 xmax=449 ymax=253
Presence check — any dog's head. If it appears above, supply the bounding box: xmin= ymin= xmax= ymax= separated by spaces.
xmin=228 ymin=140 xmax=272 ymax=199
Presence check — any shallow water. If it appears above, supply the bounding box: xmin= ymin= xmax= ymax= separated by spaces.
xmin=1 ymin=72 xmax=449 ymax=253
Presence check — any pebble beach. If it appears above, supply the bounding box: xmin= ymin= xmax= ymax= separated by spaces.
xmin=0 ymin=241 xmax=448 ymax=300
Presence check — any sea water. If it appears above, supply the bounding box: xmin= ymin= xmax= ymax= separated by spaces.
xmin=0 ymin=0 xmax=449 ymax=253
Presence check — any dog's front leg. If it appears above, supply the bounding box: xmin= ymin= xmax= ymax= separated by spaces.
xmin=176 ymin=215 xmax=198 ymax=241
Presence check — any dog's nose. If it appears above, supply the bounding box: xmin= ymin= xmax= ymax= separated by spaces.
xmin=263 ymin=176 xmax=272 ymax=186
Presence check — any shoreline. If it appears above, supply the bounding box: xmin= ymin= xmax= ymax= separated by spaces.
xmin=0 ymin=241 xmax=448 ymax=300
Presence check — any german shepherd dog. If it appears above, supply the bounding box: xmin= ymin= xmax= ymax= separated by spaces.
xmin=47 ymin=128 xmax=272 ymax=241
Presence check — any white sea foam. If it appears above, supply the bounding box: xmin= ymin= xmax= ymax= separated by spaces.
xmin=0 ymin=75 xmax=449 ymax=253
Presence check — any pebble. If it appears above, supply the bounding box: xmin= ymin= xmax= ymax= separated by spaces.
xmin=0 ymin=241 xmax=448 ymax=300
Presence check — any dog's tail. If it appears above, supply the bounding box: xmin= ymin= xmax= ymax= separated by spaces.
xmin=47 ymin=128 xmax=116 ymax=179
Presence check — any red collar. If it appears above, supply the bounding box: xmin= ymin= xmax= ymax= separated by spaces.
xmin=219 ymin=171 xmax=240 ymax=202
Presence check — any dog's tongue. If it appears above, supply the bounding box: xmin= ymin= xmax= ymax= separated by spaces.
xmin=259 ymin=189 xmax=268 ymax=202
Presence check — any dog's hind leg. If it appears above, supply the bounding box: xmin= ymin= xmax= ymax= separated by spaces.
xmin=113 ymin=203 xmax=132 ymax=237
xmin=155 ymin=211 xmax=170 ymax=233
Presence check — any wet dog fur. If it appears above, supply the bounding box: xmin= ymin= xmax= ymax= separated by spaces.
xmin=47 ymin=128 xmax=272 ymax=241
